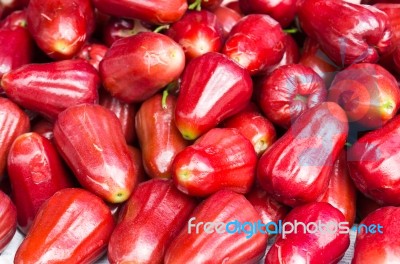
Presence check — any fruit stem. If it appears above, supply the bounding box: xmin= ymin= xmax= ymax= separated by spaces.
xmin=162 ymin=89 xmax=169 ymax=109
xmin=283 ymin=28 xmax=299 ymax=34
xmin=153 ymin=24 xmax=170 ymax=33
xmin=189 ymin=0 xmax=202 ymax=11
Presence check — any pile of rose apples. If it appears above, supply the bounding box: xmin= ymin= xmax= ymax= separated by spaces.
xmin=0 ymin=0 xmax=399 ymax=263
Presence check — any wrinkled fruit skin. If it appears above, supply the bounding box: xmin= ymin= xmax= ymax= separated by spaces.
xmin=100 ymin=32 xmax=185 ymax=103
xmin=297 ymin=0 xmax=393 ymax=66
xmin=347 ymin=115 xmax=400 ymax=206
xmin=257 ymin=102 xmax=349 ymax=207
xmin=0 ymin=97 xmax=30 ymax=181
xmin=265 ymin=202 xmax=350 ymax=264
xmin=175 ymin=52 xmax=253 ymax=140
xmin=7 ymin=132 xmax=74 ymax=234
xmin=1 ymin=59 xmax=100 ymax=121
xmin=328 ymin=63 xmax=400 ymax=129
xmin=318 ymin=151 xmax=357 ymax=226
xmin=135 ymin=93 xmax=188 ymax=179
xmin=53 ymin=104 xmax=137 ymax=203
xmin=0 ymin=190 xmax=17 ymax=253
xmin=164 ymin=190 xmax=268 ymax=264
xmin=26 ymin=0 xmax=95 ymax=60
xmin=172 ymin=128 xmax=257 ymax=197
xmin=108 ymin=179 xmax=196 ymax=264
xmin=14 ymin=188 xmax=115 ymax=264
xmin=92 ymin=0 xmax=188 ymax=25
xmin=223 ymin=14 xmax=286 ymax=75
xmin=257 ymin=63 xmax=327 ymax=129
xmin=352 ymin=206 xmax=400 ymax=263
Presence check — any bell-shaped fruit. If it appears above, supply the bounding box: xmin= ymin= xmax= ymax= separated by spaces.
xmin=14 ymin=188 xmax=115 ymax=264
xmin=135 ymin=93 xmax=188 ymax=179
xmin=7 ymin=132 xmax=74 ymax=234
xmin=53 ymin=104 xmax=138 ymax=203
xmin=1 ymin=59 xmax=100 ymax=121
xmin=100 ymin=32 xmax=185 ymax=103
xmin=175 ymin=52 xmax=253 ymax=140
xmin=257 ymin=102 xmax=348 ymax=207
xmin=172 ymin=128 xmax=257 ymax=197
xmin=108 ymin=179 xmax=196 ymax=264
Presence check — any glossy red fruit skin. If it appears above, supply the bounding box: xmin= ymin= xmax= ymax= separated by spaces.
xmin=188 ymin=0 xmax=223 ymax=10
xmin=265 ymin=33 xmax=300 ymax=75
xmin=172 ymin=128 xmax=257 ymax=197
xmin=92 ymin=0 xmax=187 ymax=25
xmin=53 ymin=104 xmax=137 ymax=203
xmin=1 ymin=59 xmax=100 ymax=121
xmin=175 ymin=52 xmax=253 ymax=140
xmin=297 ymin=0 xmax=393 ymax=66
xmin=108 ymin=179 xmax=196 ymax=264
xmin=136 ymin=94 xmax=188 ymax=179
xmin=222 ymin=107 xmax=276 ymax=156
xmin=0 ymin=98 xmax=30 ymax=181
xmin=226 ymin=1 xmax=243 ymax=14
xmin=257 ymin=64 xmax=327 ymax=129
xmin=167 ymin=10 xmax=224 ymax=61
xmin=246 ymin=184 xmax=290 ymax=235
xmin=213 ymin=5 xmax=242 ymax=38
xmin=164 ymin=190 xmax=268 ymax=263
xmin=223 ymin=14 xmax=286 ymax=75
xmin=299 ymin=38 xmax=340 ymax=87
xmin=127 ymin=146 xmax=147 ymax=183
xmin=75 ymin=43 xmax=108 ymax=71
xmin=0 ymin=9 xmax=28 ymax=28
xmin=265 ymin=202 xmax=350 ymax=264
xmin=0 ymin=14 xmax=33 ymax=79
xmin=374 ymin=3 xmax=400 ymax=42
xmin=352 ymin=206 xmax=400 ymax=263
xmin=99 ymin=90 xmax=136 ymax=145
xmin=0 ymin=0 xmax=29 ymax=19
xmin=102 ymin=17 xmax=151 ymax=47
xmin=347 ymin=115 xmax=400 ymax=206
xmin=328 ymin=63 xmax=400 ymax=129
xmin=375 ymin=4 xmax=400 ymax=74
xmin=100 ymin=32 xmax=185 ymax=103
xmin=257 ymin=102 xmax=349 ymax=207
xmin=318 ymin=151 xmax=357 ymax=226
xmin=26 ymin=0 xmax=95 ymax=60
xmin=14 ymin=188 xmax=115 ymax=264
xmin=0 ymin=191 xmax=17 ymax=253
xmin=7 ymin=132 xmax=74 ymax=234
xmin=238 ymin=0 xmax=297 ymax=28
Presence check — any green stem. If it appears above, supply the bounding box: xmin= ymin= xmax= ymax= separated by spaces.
xmin=162 ymin=89 xmax=169 ymax=109
xmin=283 ymin=28 xmax=299 ymax=34
xmin=188 ymin=0 xmax=202 ymax=11
xmin=153 ymin=24 xmax=170 ymax=33
xmin=345 ymin=142 xmax=352 ymax=147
